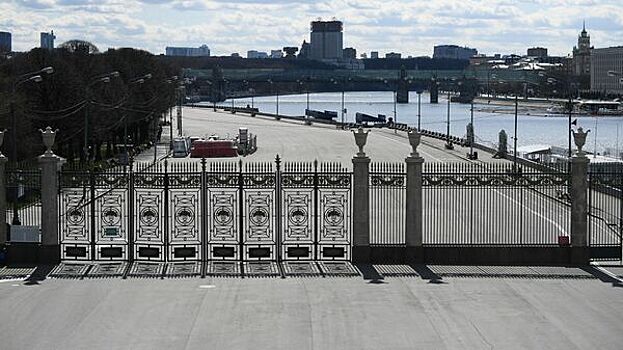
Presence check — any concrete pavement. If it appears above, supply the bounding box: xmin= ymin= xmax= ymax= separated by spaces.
xmin=1 ymin=265 xmax=623 ymax=350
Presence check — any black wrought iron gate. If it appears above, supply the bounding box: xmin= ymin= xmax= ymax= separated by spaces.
xmin=59 ymin=160 xmax=352 ymax=262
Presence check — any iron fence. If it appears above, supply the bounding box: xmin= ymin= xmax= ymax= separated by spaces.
xmin=6 ymin=167 xmax=42 ymax=236
xmin=588 ymin=167 xmax=623 ymax=260
xmin=370 ymin=162 xmax=406 ymax=245
xmin=422 ymin=163 xmax=571 ymax=246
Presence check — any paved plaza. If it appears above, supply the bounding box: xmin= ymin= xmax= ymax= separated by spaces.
xmin=1 ymin=264 xmax=623 ymax=350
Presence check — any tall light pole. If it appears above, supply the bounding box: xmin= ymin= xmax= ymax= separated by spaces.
xmin=417 ymin=90 xmax=422 ymax=130
xmin=468 ymin=101 xmax=477 ymax=160
xmin=445 ymin=91 xmax=454 ymax=150
xmin=84 ymin=71 xmax=120 ymax=164
xmin=513 ymin=95 xmax=518 ymax=172
xmin=9 ymin=66 xmax=54 ymax=225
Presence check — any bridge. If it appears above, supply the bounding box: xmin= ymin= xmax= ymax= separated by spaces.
xmin=183 ymin=67 xmax=539 ymax=104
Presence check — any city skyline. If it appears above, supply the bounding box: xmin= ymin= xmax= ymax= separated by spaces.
xmin=1 ymin=0 xmax=623 ymax=56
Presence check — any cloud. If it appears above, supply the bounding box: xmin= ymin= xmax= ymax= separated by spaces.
xmin=2 ymin=0 xmax=622 ymax=57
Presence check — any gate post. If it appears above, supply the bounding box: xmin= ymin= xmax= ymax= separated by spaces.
xmin=352 ymin=128 xmax=371 ymax=263
xmin=405 ymin=131 xmax=424 ymax=262
xmin=39 ymin=127 xmax=63 ymax=263
xmin=570 ymin=127 xmax=590 ymax=264
xmin=0 ymin=134 xmax=7 ymax=245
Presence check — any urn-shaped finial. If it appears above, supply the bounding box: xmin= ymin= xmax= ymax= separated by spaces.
xmin=352 ymin=127 xmax=370 ymax=157
xmin=408 ymin=130 xmax=421 ymax=158
xmin=40 ymin=126 xmax=57 ymax=156
xmin=572 ymin=126 xmax=590 ymax=157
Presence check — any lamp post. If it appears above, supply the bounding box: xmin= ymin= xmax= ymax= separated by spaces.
xmin=417 ymin=90 xmax=422 ymax=131
xmin=445 ymin=90 xmax=454 ymax=150
xmin=9 ymin=66 xmax=54 ymax=225
xmin=513 ymin=94 xmax=518 ymax=172
xmin=85 ymin=72 xmax=120 ymax=164
xmin=268 ymin=79 xmax=278 ymax=117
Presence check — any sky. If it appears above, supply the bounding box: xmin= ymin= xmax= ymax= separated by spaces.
xmin=1 ymin=0 xmax=623 ymax=57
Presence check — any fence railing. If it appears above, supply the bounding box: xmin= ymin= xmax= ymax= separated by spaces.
xmin=5 ymin=168 xmax=42 ymax=233
xmin=588 ymin=169 xmax=622 ymax=258
xmin=422 ymin=163 xmax=571 ymax=246
xmin=370 ymin=162 xmax=406 ymax=245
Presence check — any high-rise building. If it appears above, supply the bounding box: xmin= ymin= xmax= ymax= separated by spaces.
xmin=370 ymin=51 xmax=379 ymax=59
xmin=309 ymin=20 xmax=343 ymax=60
xmin=165 ymin=44 xmax=210 ymax=57
xmin=247 ymin=50 xmax=268 ymax=59
xmin=433 ymin=45 xmax=478 ymax=60
xmin=573 ymin=22 xmax=592 ymax=76
xmin=385 ymin=52 xmax=401 ymax=59
xmin=590 ymin=46 xmax=623 ymax=94
xmin=40 ymin=31 xmax=56 ymax=50
xmin=0 ymin=31 xmax=11 ymax=53
xmin=527 ymin=47 xmax=547 ymax=57
xmin=343 ymin=47 xmax=356 ymax=59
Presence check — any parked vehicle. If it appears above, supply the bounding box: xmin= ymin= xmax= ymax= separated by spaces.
xmin=172 ymin=137 xmax=190 ymax=158
xmin=190 ymin=139 xmax=238 ymax=158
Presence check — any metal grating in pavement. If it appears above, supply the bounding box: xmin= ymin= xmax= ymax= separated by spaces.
xmin=86 ymin=262 xmax=127 ymax=278
xmin=127 ymin=262 xmax=165 ymax=278
xmin=243 ymin=261 xmax=280 ymax=277
xmin=165 ymin=262 xmax=201 ymax=278
xmin=317 ymin=262 xmax=360 ymax=277
xmin=282 ymin=261 xmax=322 ymax=277
xmin=207 ymin=261 xmax=241 ymax=276
xmin=49 ymin=263 xmax=91 ymax=278
xmin=0 ymin=266 xmax=36 ymax=280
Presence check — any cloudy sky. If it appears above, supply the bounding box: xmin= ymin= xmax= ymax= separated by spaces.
xmin=1 ymin=0 xmax=622 ymax=57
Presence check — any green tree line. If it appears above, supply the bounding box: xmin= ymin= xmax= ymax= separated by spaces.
xmin=0 ymin=44 xmax=179 ymax=164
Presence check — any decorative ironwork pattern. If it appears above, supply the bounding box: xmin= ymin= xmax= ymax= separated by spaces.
xmin=370 ymin=163 xmax=406 ymax=245
xmin=423 ymin=163 xmax=571 ymax=246
xmin=94 ymin=189 xmax=128 ymax=260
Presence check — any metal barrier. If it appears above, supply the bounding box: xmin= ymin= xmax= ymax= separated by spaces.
xmin=588 ymin=167 xmax=623 ymax=260
xmin=422 ymin=163 xmax=571 ymax=246
xmin=6 ymin=167 xmax=41 ymax=241
xmin=370 ymin=163 xmax=406 ymax=245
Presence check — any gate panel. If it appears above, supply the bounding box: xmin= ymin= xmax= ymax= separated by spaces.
xmin=60 ymin=171 xmax=92 ymax=260
xmin=281 ymin=162 xmax=315 ymax=260
xmin=168 ymin=167 xmax=202 ymax=261
xmin=133 ymin=171 xmax=166 ymax=261
xmin=206 ymin=162 xmax=240 ymax=260
xmin=316 ymin=163 xmax=351 ymax=260
xmin=588 ymin=167 xmax=623 ymax=261
xmin=242 ymin=162 xmax=276 ymax=260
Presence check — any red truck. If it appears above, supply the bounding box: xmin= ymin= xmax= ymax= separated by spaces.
xmin=190 ymin=139 xmax=238 ymax=158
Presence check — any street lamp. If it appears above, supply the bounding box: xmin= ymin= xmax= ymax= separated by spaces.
xmin=84 ymin=71 xmax=120 ymax=164
xmin=9 ymin=66 xmax=54 ymax=225
xmin=416 ymin=90 xmax=423 ymax=131
xmin=445 ymin=90 xmax=454 ymax=150
xmin=268 ymin=79 xmax=279 ymax=118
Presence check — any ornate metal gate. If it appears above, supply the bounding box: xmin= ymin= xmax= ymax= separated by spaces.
xmin=59 ymin=159 xmax=352 ymax=262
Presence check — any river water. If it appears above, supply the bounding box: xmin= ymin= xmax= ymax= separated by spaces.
xmin=219 ymin=91 xmax=623 ymax=158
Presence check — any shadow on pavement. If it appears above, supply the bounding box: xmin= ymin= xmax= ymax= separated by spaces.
xmin=23 ymin=265 xmax=55 ymax=285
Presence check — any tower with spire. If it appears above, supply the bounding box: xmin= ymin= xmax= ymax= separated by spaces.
xmin=572 ymin=21 xmax=592 ymax=76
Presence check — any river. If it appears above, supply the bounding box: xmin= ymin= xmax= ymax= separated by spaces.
xmin=217 ymin=91 xmax=623 ymax=158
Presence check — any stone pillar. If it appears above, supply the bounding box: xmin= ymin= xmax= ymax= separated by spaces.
xmin=38 ymin=127 xmax=63 ymax=263
xmin=570 ymin=155 xmax=589 ymax=247
xmin=0 ymin=154 xmax=7 ymax=245
xmin=405 ymin=157 xmax=423 ymax=246
xmin=351 ymin=128 xmax=371 ymax=262
xmin=405 ymin=131 xmax=424 ymax=263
